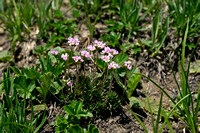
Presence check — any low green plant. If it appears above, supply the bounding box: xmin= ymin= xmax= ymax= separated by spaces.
xmin=69 ymin=0 xmax=108 ymax=37
xmin=150 ymin=8 xmax=169 ymax=57
xmin=0 ymin=68 xmax=47 ymax=133
xmin=166 ymin=0 xmax=200 ymax=38
xmin=51 ymin=101 xmax=99 ymax=133
xmin=128 ymin=21 xmax=200 ymax=132
xmin=0 ymin=0 xmax=23 ymax=54
xmin=119 ymin=0 xmax=142 ymax=41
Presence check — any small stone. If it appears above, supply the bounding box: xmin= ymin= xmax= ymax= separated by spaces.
xmin=0 ymin=28 xmax=4 ymax=34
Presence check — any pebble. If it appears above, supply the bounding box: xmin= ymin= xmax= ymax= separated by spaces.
xmin=0 ymin=28 xmax=4 ymax=34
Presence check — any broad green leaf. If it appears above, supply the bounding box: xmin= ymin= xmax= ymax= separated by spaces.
xmin=23 ymin=68 xmax=41 ymax=79
xmin=116 ymin=68 xmax=126 ymax=77
xmin=0 ymin=51 xmax=13 ymax=62
xmin=129 ymin=97 xmax=144 ymax=108
xmin=127 ymin=68 xmax=141 ymax=97
xmin=69 ymin=125 xmax=83 ymax=133
xmin=120 ymin=43 xmax=133 ymax=52
xmin=75 ymin=102 xmax=83 ymax=114
xmin=10 ymin=66 xmax=20 ymax=75
xmin=36 ymin=87 xmax=43 ymax=94
xmin=77 ymin=111 xmax=93 ymax=118
xmin=143 ymin=97 xmax=160 ymax=114
xmin=88 ymin=124 xmax=99 ymax=133
xmin=131 ymin=45 xmax=142 ymax=54
xmin=64 ymin=106 xmax=75 ymax=115
xmin=27 ymin=104 xmax=47 ymax=111
xmin=14 ymin=76 xmax=36 ymax=99
xmin=97 ymin=58 xmax=106 ymax=70
xmin=50 ymin=81 xmax=63 ymax=94
xmin=33 ymin=46 xmax=46 ymax=54
xmin=190 ymin=60 xmax=200 ymax=73
xmin=113 ymin=53 xmax=128 ymax=65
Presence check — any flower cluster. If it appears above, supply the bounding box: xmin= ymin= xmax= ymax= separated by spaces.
xmin=61 ymin=53 xmax=68 ymax=61
xmin=72 ymin=56 xmax=84 ymax=62
xmin=124 ymin=61 xmax=132 ymax=70
xmin=101 ymin=55 xmax=110 ymax=62
xmin=94 ymin=40 xmax=105 ymax=49
xmin=51 ymin=50 xmax=58 ymax=55
xmin=108 ymin=61 xmax=120 ymax=69
xmin=68 ymin=37 xmax=80 ymax=46
xmin=87 ymin=45 xmax=96 ymax=51
xmin=51 ymin=38 xmax=133 ymax=71
xmin=102 ymin=47 xmax=118 ymax=58
xmin=99 ymin=46 xmax=120 ymax=69
xmin=81 ymin=50 xmax=91 ymax=58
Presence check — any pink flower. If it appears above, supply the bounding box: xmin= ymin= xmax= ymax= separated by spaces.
xmin=68 ymin=37 xmax=80 ymax=46
xmin=73 ymin=38 xmax=80 ymax=46
xmin=94 ymin=40 xmax=105 ymax=49
xmin=51 ymin=50 xmax=58 ymax=55
xmin=87 ymin=45 xmax=96 ymax=51
xmin=68 ymin=37 xmax=74 ymax=46
xmin=108 ymin=53 xmax=114 ymax=58
xmin=108 ymin=61 xmax=120 ymax=69
xmin=94 ymin=40 xmax=99 ymax=44
xmin=61 ymin=53 xmax=68 ymax=61
xmin=124 ymin=61 xmax=132 ymax=70
xmin=110 ymin=49 xmax=118 ymax=55
xmin=101 ymin=55 xmax=110 ymax=62
xmin=72 ymin=56 xmax=84 ymax=62
xmin=85 ymin=53 xmax=91 ymax=58
xmin=81 ymin=50 xmax=91 ymax=58
xmin=102 ymin=46 xmax=111 ymax=54
xmin=67 ymin=78 xmax=72 ymax=86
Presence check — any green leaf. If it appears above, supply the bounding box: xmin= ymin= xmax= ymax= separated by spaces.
xmin=27 ymin=104 xmax=47 ymax=111
xmin=36 ymin=87 xmax=43 ymax=94
xmin=77 ymin=111 xmax=93 ymax=118
xmin=33 ymin=46 xmax=46 ymax=54
xmin=131 ymin=45 xmax=142 ymax=54
xmin=189 ymin=60 xmax=200 ymax=73
xmin=69 ymin=125 xmax=83 ymax=133
xmin=75 ymin=102 xmax=83 ymax=114
xmin=10 ymin=66 xmax=20 ymax=75
xmin=50 ymin=81 xmax=63 ymax=94
xmin=97 ymin=58 xmax=106 ymax=70
xmin=143 ymin=97 xmax=160 ymax=114
xmin=129 ymin=97 xmax=144 ymax=108
xmin=88 ymin=124 xmax=99 ymax=133
xmin=113 ymin=53 xmax=128 ymax=65
xmin=64 ymin=106 xmax=75 ymax=115
xmin=14 ymin=76 xmax=36 ymax=99
xmin=0 ymin=51 xmax=13 ymax=62
xmin=127 ymin=68 xmax=141 ymax=97
xmin=116 ymin=68 xmax=126 ymax=77
xmin=152 ymin=12 xmax=160 ymax=44
xmin=120 ymin=43 xmax=133 ymax=52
